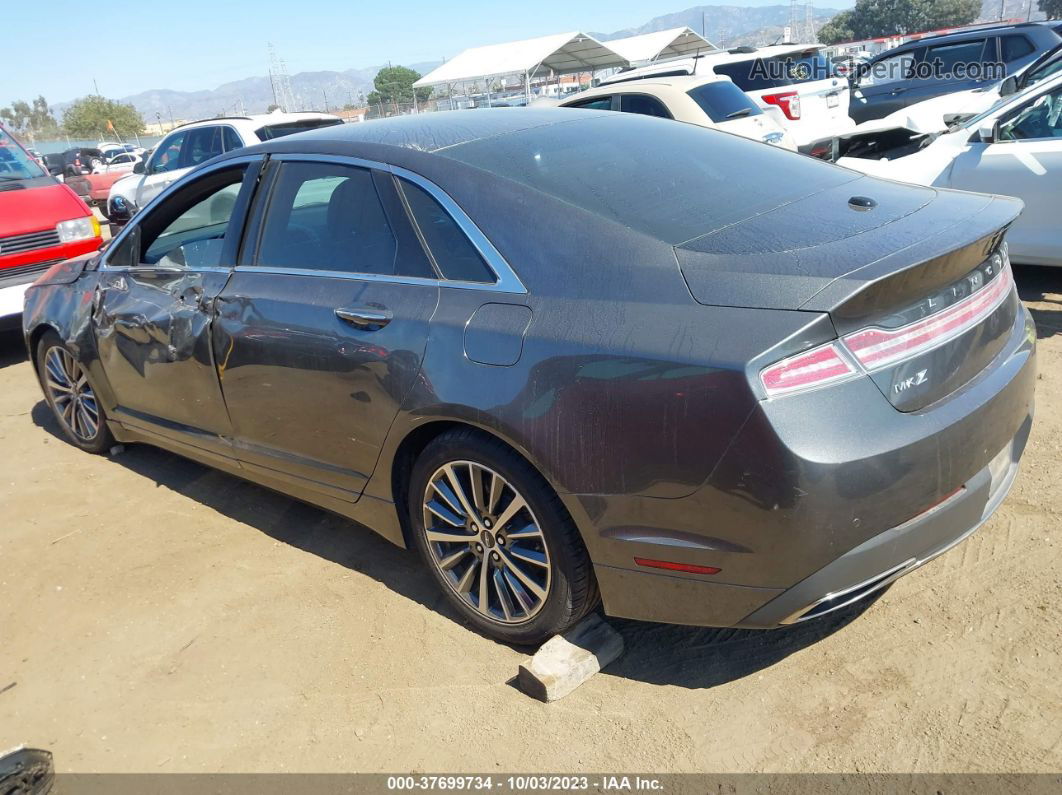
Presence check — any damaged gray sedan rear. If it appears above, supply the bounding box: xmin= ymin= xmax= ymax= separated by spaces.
xmin=23 ymin=109 xmax=1035 ymax=644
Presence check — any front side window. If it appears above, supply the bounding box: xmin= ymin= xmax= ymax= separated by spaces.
xmin=182 ymin=126 xmax=224 ymax=169
xmin=109 ymin=167 xmax=247 ymax=269
xmin=398 ymin=178 xmax=494 ymax=283
xmin=687 ymin=81 xmax=763 ymax=122
xmin=619 ymin=94 xmax=671 ymax=118
xmin=150 ymin=131 xmax=186 ymax=174
xmin=1024 ymin=51 xmax=1062 ymax=87
xmin=257 ymin=162 xmax=400 ymax=275
xmin=998 ymin=87 xmax=1062 ymax=141
xmin=860 ymin=51 xmax=916 ymax=87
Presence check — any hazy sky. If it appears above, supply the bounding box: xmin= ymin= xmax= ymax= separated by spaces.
xmin=4 ymin=0 xmax=855 ymax=108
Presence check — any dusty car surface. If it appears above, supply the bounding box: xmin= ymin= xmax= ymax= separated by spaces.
xmin=23 ymin=109 xmax=1035 ymax=644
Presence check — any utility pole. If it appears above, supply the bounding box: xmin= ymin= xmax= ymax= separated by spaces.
xmin=92 ymin=78 xmax=100 ymax=95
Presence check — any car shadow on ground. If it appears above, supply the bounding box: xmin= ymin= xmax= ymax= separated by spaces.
xmin=1014 ymin=265 xmax=1062 ymax=340
xmin=0 ymin=329 xmax=27 ymax=369
xmin=30 ymin=397 xmax=880 ymax=689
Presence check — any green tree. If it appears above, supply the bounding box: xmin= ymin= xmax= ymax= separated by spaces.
xmin=0 ymin=95 xmax=60 ymax=142
xmin=1039 ymin=0 xmax=1062 ymax=18
xmin=818 ymin=0 xmax=980 ymax=43
xmin=818 ymin=10 xmax=856 ymax=44
xmin=367 ymin=65 xmax=431 ymax=108
xmin=62 ymin=95 xmax=145 ymax=139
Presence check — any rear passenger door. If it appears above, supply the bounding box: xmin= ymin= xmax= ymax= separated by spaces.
xmin=211 ymin=157 xmax=443 ymax=500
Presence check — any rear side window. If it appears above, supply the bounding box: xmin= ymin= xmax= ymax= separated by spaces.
xmin=565 ymin=96 xmax=613 ymax=110
xmin=1001 ymin=35 xmax=1035 ymax=62
xmin=687 ymin=81 xmax=763 ymax=122
xmin=254 ymin=119 xmax=343 ymax=140
xmin=257 ymin=162 xmax=400 ymax=275
xmin=618 ymin=94 xmax=671 ymax=118
xmin=222 ymin=127 xmax=243 ymax=151
xmin=399 ymin=178 xmax=494 ymax=283
xmin=925 ymin=40 xmax=987 ymax=75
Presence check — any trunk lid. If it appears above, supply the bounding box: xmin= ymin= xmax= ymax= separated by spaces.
xmin=676 ymin=176 xmax=1023 ymax=411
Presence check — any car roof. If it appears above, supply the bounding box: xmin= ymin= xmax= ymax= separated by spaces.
xmin=249 ymin=108 xmax=605 ymax=155
xmin=172 ymin=110 xmax=340 ymax=133
xmin=563 ymin=74 xmax=733 ymax=99
xmin=889 ymin=21 xmax=1059 ymax=51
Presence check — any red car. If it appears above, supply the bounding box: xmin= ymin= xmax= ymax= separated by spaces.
xmin=0 ymin=126 xmax=103 ymax=328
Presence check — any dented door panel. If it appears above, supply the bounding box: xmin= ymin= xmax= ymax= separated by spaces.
xmin=93 ymin=266 xmax=234 ymax=447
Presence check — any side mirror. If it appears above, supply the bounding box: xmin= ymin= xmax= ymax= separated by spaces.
xmin=978 ymin=120 xmax=999 ymax=144
xmin=133 ymin=160 xmax=146 ymax=175
xmin=999 ymin=76 xmax=1018 ymax=97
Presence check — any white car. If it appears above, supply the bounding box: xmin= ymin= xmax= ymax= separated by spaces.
xmin=92 ymin=151 xmax=142 ymax=174
xmin=107 ymin=110 xmax=343 ymax=223
xmin=838 ymin=71 xmax=1062 ymax=267
xmin=600 ymin=44 xmax=854 ymax=150
xmin=559 ymin=74 xmax=797 ymax=150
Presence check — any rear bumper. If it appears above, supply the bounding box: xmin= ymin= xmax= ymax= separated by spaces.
xmin=595 ymin=413 xmax=1031 ymax=628
xmin=589 ymin=303 xmax=1036 ymax=628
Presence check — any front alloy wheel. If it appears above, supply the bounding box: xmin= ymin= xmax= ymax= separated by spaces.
xmin=44 ymin=346 xmax=101 ymax=442
xmin=37 ymin=332 xmax=115 ymax=454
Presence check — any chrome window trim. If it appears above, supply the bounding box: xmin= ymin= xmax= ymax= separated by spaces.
xmin=258 ymin=153 xmax=526 ymax=294
xmin=100 ymin=154 xmax=265 ymax=272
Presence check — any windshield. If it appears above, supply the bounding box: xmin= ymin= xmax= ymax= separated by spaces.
xmin=0 ymin=128 xmax=46 ymax=179
xmin=255 ymin=119 xmax=343 ymax=140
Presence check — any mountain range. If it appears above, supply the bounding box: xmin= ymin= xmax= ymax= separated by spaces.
xmin=56 ymin=0 xmax=1050 ymax=124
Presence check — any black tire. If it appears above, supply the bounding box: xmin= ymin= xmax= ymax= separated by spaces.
xmin=408 ymin=428 xmax=598 ymax=645
xmin=36 ymin=331 xmax=115 ymax=454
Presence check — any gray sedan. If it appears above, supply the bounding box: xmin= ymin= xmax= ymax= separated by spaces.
xmin=23 ymin=109 xmax=1035 ymax=644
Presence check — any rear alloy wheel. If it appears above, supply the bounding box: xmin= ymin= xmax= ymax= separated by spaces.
xmin=423 ymin=461 xmax=551 ymax=624
xmin=37 ymin=333 xmax=114 ymax=453
xmin=409 ymin=429 xmax=597 ymax=644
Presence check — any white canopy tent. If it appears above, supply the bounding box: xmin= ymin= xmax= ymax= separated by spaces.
xmin=604 ymin=27 xmax=718 ymax=64
xmin=413 ymin=31 xmax=630 ymax=102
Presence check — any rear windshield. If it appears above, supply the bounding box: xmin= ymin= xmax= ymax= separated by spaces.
xmin=441 ymin=113 xmax=856 ymax=244
xmin=0 ymin=128 xmax=45 ymax=179
xmin=713 ymin=51 xmax=834 ymax=92
xmin=687 ymin=81 xmax=763 ymax=122
xmin=255 ymin=118 xmax=344 ymax=140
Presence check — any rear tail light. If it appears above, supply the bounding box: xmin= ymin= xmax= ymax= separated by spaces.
xmin=760 ymin=343 xmax=858 ymax=397
xmin=843 ymin=264 xmax=1013 ymax=371
xmin=760 ymin=254 xmax=1013 ymax=398
xmin=763 ymin=91 xmax=801 ymax=120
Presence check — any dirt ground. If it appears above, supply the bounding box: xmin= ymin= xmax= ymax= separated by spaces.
xmin=0 ymin=266 xmax=1060 ymax=774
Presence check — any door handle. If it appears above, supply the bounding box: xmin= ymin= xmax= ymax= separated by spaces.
xmin=335 ymin=306 xmax=392 ymax=330
xmin=890 ymin=87 xmax=907 ymax=95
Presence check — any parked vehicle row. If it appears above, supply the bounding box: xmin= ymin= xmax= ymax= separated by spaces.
xmin=105 ymin=110 xmax=344 ymax=226
xmin=22 ymin=109 xmax=1035 ymax=645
